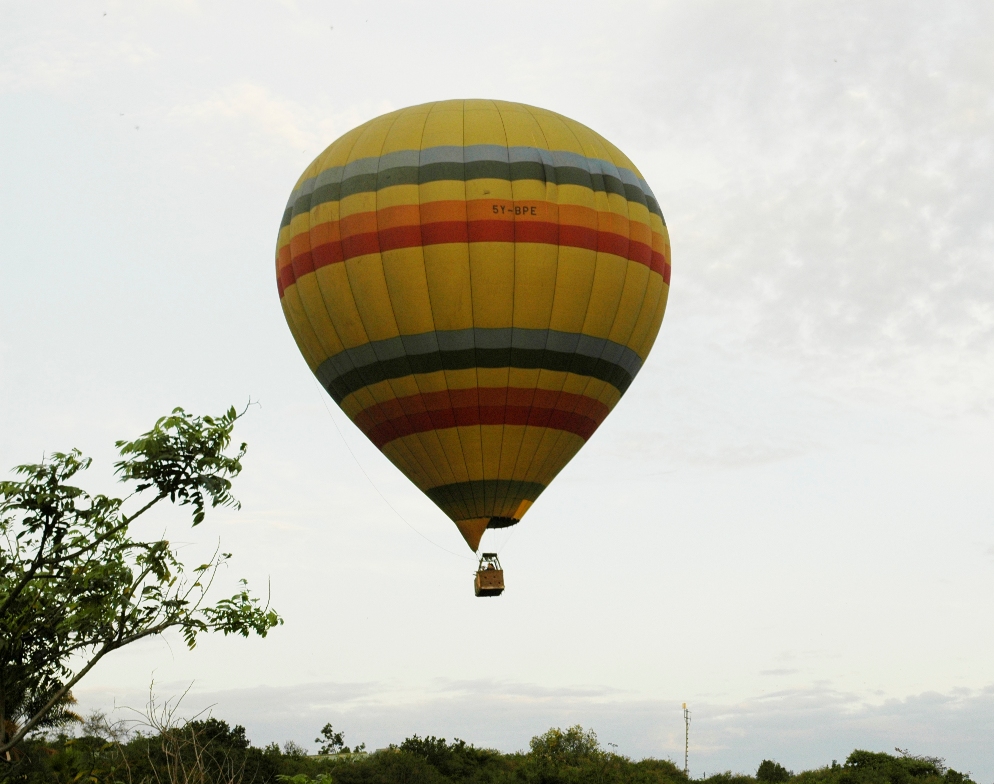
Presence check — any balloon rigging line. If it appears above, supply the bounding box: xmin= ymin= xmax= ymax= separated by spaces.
xmin=489 ymin=522 xmax=517 ymax=557
xmin=311 ymin=380 xmax=473 ymax=561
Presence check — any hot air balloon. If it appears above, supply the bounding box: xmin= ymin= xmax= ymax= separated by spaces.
xmin=276 ymin=100 xmax=670 ymax=592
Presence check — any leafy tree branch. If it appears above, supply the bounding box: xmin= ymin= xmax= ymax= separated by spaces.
xmin=0 ymin=406 xmax=282 ymax=761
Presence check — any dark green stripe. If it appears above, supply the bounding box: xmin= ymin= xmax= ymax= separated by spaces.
xmin=426 ymin=480 xmax=546 ymax=521
xmin=279 ymin=163 xmax=664 ymax=230
xmin=317 ymin=347 xmax=634 ymax=405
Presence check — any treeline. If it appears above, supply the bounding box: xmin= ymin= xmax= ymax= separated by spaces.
xmin=2 ymin=719 xmax=975 ymax=784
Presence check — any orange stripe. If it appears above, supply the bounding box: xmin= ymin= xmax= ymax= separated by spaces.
xmin=277 ymin=205 xmax=669 ymax=296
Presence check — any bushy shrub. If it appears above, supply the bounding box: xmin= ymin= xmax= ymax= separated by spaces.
xmin=757 ymin=760 xmax=793 ymax=783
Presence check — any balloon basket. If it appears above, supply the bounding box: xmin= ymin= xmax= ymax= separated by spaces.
xmin=474 ymin=553 xmax=504 ymax=597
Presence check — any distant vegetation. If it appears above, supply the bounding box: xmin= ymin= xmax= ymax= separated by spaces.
xmin=1 ymin=714 xmax=976 ymax=784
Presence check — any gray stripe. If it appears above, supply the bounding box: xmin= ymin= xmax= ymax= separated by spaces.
xmin=315 ymin=166 xmax=345 ymax=188
xmin=368 ymin=336 xmax=409 ymax=362
xmin=464 ymin=144 xmax=510 ymax=163
xmin=342 ymin=342 xmax=377 ymax=369
xmin=327 ymin=349 xmax=357 ymax=378
xmin=544 ymin=331 xmax=581 ymax=354
xmin=281 ymin=145 xmax=663 ymax=229
xmin=343 ymin=156 xmax=381 ymax=178
xmin=436 ymin=330 xmax=475 ymax=352
xmin=312 ymin=145 xmax=645 ymax=198
xmin=400 ymin=332 xmax=440 ymax=355
xmin=477 ymin=328 xmax=511 ymax=350
xmin=508 ymin=146 xmax=554 ymax=166
xmin=546 ymin=149 xmax=594 ymax=171
xmin=380 ymin=149 xmax=421 ymax=169
xmin=293 ymin=176 xmax=315 ymax=199
xmin=419 ymin=145 xmax=467 ymax=165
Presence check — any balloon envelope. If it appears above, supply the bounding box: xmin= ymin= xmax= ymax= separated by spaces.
xmin=276 ymin=100 xmax=670 ymax=551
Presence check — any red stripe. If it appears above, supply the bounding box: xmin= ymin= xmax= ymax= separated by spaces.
xmin=292 ymin=250 xmax=314 ymax=278
xmin=277 ymin=264 xmax=296 ymax=297
xmin=279 ymin=219 xmax=669 ymax=294
xmin=515 ymin=222 xmax=559 ymax=244
xmin=342 ymin=232 xmax=380 ymax=259
xmin=598 ymin=232 xmax=629 ymax=259
xmin=558 ymin=224 xmax=597 ymax=251
xmin=422 ymin=221 xmax=469 ymax=244
xmin=380 ymin=224 xmax=423 ymax=251
xmin=629 ymin=239 xmax=652 ymax=266
xmin=313 ymin=241 xmax=344 ymax=268
xmin=352 ymin=387 xmax=611 ymax=448
xmin=467 ymin=220 xmax=514 ymax=243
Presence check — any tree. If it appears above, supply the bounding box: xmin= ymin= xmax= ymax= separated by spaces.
xmin=756 ymin=759 xmax=793 ymax=783
xmin=528 ymin=725 xmax=603 ymax=766
xmin=315 ymin=723 xmax=364 ymax=755
xmin=314 ymin=724 xmax=346 ymax=756
xmin=399 ymin=735 xmax=498 ymax=779
xmin=0 ymin=406 xmax=283 ymax=761
xmin=1 ymin=689 xmax=81 ymax=763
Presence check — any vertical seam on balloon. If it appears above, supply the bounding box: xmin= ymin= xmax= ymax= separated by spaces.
xmin=633 ymin=208 xmax=670 ymax=361
xmin=375 ymin=109 xmax=441 ymax=484
xmin=310 ymin=129 xmax=364 ymax=382
xmin=524 ymin=103 xmax=564 ymax=489
xmin=279 ymin=162 xmax=325 ymax=375
xmin=404 ymin=104 xmax=466 ymax=498
xmin=488 ymin=99 xmax=517 ymax=520
xmin=493 ymin=102 xmax=554 ymax=519
xmin=460 ymin=98 xmax=486 ymax=520
xmin=460 ymin=98 xmax=487 ymax=528
xmin=297 ymin=144 xmax=369 ymax=405
xmin=608 ymin=154 xmax=662 ymax=388
xmin=398 ymin=104 xmax=466 ymax=496
xmin=634 ymin=271 xmax=668 ymax=362
xmin=633 ymin=283 xmax=665 ymax=367
xmin=280 ymin=285 xmax=325 ymax=376
xmin=367 ymin=107 xmax=445 ymax=491
xmin=418 ymin=102 xmax=475 ymax=522
xmin=280 ymin=298 xmax=320 ymax=371
xmin=296 ymin=133 xmax=416 ymax=481
xmin=534 ymin=127 xmax=643 ymax=488
xmin=542 ymin=129 xmax=651 ymax=468
xmin=509 ymin=108 xmax=577 ymax=496
xmin=556 ymin=143 xmax=644 ymax=477
xmin=390 ymin=104 xmax=464 ymax=496
xmin=441 ymin=100 xmax=477 ymax=521
xmin=532 ymin=132 xmax=635 ymax=488
xmin=514 ymin=112 xmax=599 ymax=494
xmin=520 ymin=104 xmax=570 ymax=507
xmin=313 ymin=122 xmax=415 ymax=480
xmin=287 ymin=159 xmax=332 ymax=370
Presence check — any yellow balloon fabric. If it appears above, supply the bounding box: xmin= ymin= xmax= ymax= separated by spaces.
xmin=276 ymin=100 xmax=670 ymax=551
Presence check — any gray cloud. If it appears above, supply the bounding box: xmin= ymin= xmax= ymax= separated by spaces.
xmin=626 ymin=3 xmax=994 ymax=411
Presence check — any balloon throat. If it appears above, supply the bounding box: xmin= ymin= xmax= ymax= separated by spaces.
xmin=487 ymin=516 xmax=519 ymax=529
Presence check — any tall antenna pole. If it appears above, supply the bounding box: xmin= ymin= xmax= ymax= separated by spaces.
xmin=683 ymin=702 xmax=691 ymax=777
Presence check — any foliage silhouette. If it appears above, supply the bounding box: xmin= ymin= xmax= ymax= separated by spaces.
xmin=0 ymin=407 xmax=282 ymax=761
xmin=2 ymin=719 xmax=977 ymax=784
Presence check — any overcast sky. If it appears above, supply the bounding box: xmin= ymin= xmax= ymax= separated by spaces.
xmin=2 ymin=0 xmax=993 ymax=778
